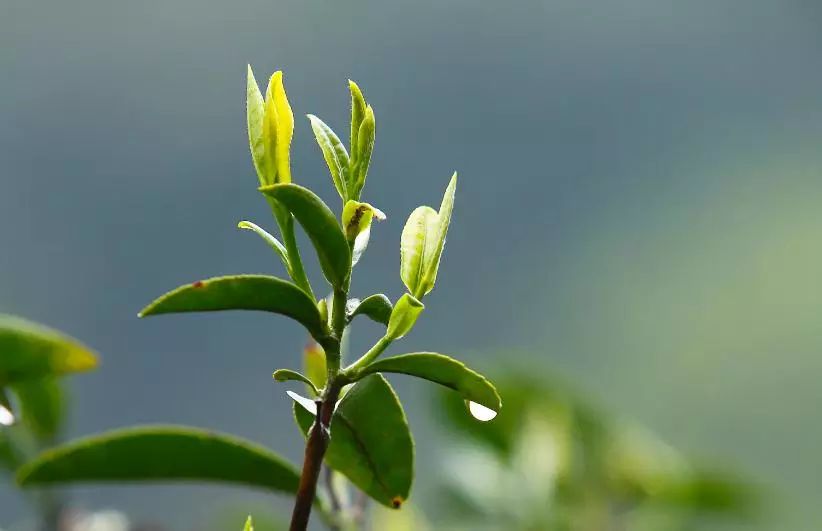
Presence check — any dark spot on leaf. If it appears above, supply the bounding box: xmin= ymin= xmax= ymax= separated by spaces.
xmin=391 ymin=496 xmax=403 ymax=508
xmin=192 ymin=281 xmax=204 ymax=288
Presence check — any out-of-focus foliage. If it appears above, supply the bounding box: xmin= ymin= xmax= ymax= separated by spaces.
xmin=432 ymin=371 xmax=757 ymax=531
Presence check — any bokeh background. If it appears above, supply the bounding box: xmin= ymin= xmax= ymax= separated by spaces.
xmin=3 ymin=0 xmax=822 ymax=529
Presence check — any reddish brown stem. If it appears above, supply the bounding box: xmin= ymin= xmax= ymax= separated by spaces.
xmin=289 ymin=382 xmax=342 ymax=531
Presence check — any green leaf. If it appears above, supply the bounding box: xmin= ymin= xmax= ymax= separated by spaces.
xmin=386 ymin=294 xmax=424 ymax=341
xmin=244 ymin=516 xmax=254 ymax=531
xmin=307 ymin=114 xmax=349 ymax=199
xmin=293 ymin=375 xmax=413 ymax=508
xmin=259 ymin=184 xmax=352 ymax=288
xmin=358 ymin=353 xmax=501 ymax=414
xmin=246 ymin=65 xmax=271 ymax=186
xmin=400 ymin=173 xmax=457 ymax=298
xmin=11 ymin=378 xmax=65 ymax=440
xmin=272 ymin=369 xmax=319 ymax=396
xmin=139 ymin=275 xmax=325 ymax=341
xmin=17 ymin=425 xmax=301 ymax=494
xmin=237 ymin=221 xmax=290 ymax=274
xmin=0 ymin=315 xmax=98 ymax=387
xmin=347 ymin=294 xmax=393 ymax=326
xmin=351 ymin=105 xmax=375 ymax=199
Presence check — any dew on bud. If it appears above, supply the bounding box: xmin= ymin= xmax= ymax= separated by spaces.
xmin=467 ymin=400 xmax=497 ymax=422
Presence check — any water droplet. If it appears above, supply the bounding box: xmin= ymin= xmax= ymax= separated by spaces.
xmin=467 ymin=401 xmax=497 ymax=422
xmin=0 ymin=404 xmax=14 ymax=426
xmin=286 ymin=391 xmax=318 ymax=416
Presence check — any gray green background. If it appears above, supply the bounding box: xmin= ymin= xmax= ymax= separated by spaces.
xmin=3 ymin=0 xmax=822 ymax=528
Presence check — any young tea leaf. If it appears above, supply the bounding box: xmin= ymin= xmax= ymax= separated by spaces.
xmin=139 ymin=275 xmax=326 ymax=342
xmin=17 ymin=425 xmax=301 ymax=494
xmin=265 ymin=72 xmax=294 ymax=184
xmin=351 ymin=105 xmax=375 ymax=198
xmin=307 ymin=115 xmax=349 ymax=200
xmin=0 ymin=315 xmax=98 ymax=387
xmin=244 ymin=516 xmax=254 ymax=531
xmin=293 ymin=374 xmax=413 ymax=508
xmin=358 ymin=352 xmax=501 ymax=414
xmin=386 ymin=294 xmax=424 ymax=341
xmin=400 ymin=173 xmax=457 ymax=298
xmin=246 ymin=65 xmax=272 ymax=186
xmin=349 ymin=80 xmax=367 ymax=158
xmin=259 ymin=184 xmax=352 ymax=288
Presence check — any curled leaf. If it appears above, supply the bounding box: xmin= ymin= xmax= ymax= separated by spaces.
xmin=237 ymin=221 xmax=290 ymax=274
xmin=273 ymin=369 xmax=319 ymax=396
xmin=246 ymin=65 xmax=271 ymax=185
xmin=347 ymin=294 xmax=393 ymax=326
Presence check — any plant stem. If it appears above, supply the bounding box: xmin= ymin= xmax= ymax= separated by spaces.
xmin=290 ymin=379 xmax=342 ymax=531
xmin=344 ymin=335 xmax=391 ymax=376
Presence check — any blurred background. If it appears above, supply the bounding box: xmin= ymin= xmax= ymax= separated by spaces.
xmin=3 ymin=0 xmax=822 ymax=529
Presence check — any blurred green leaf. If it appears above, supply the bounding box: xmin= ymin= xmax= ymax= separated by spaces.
xmin=386 ymin=294 xmax=424 ymax=340
xmin=139 ymin=275 xmax=326 ymax=341
xmin=347 ymin=294 xmax=393 ymax=326
xmin=244 ymin=516 xmax=253 ymax=531
xmin=237 ymin=221 xmax=290 ymax=274
xmin=272 ymin=369 xmax=319 ymax=396
xmin=17 ymin=425 xmax=300 ymax=494
xmin=293 ymin=375 xmax=413 ymax=508
xmin=400 ymin=173 xmax=456 ymax=299
xmin=11 ymin=378 xmax=65 ymax=441
xmin=0 ymin=314 xmax=98 ymax=386
xmin=307 ymin=115 xmax=349 ymax=199
xmin=259 ymin=184 xmax=352 ymax=288
xmin=360 ymin=353 xmax=500 ymax=414
xmin=303 ymin=342 xmax=327 ymax=393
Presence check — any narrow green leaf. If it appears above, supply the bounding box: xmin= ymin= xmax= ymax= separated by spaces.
xmin=307 ymin=114 xmax=349 ymax=199
xmin=359 ymin=353 xmax=501 ymax=413
xmin=17 ymin=425 xmax=300 ymax=494
xmin=352 ymin=105 xmax=375 ymax=198
xmin=293 ymin=375 xmax=413 ymax=508
xmin=237 ymin=221 xmax=290 ymax=274
xmin=139 ymin=275 xmax=325 ymax=341
xmin=0 ymin=315 xmax=98 ymax=387
xmin=349 ymin=80 xmax=367 ymax=158
xmin=259 ymin=184 xmax=352 ymax=288
xmin=244 ymin=516 xmax=254 ymax=531
xmin=246 ymin=65 xmax=272 ymax=186
xmin=400 ymin=174 xmax=457 ymax=298
xmin=386 ymin=294 xmax=424 ymax=341
xmin=272 ymin=369 xmax=319 ymax=396
xmin=347 ymin=294 xmax=393 ymax=326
